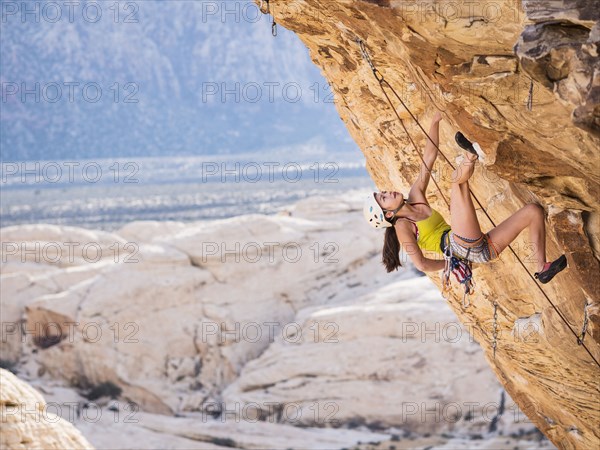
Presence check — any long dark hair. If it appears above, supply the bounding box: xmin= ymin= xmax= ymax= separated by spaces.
xmin=382 ymin=216 xmax=401 ymax=272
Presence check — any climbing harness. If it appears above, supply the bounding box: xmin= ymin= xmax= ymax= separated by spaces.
xmin=448 ymin=232 xmax=500 ymax=263
xmin=577 ymin=301 xmax=590 ymax=345
xmin=259 ymin=0 xmax=277 ymax=36
xmin=355 ymin=36 xmax=599 ymax=368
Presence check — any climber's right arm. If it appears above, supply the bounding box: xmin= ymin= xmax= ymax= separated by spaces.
xmin=409 ymin=111 xmax=442 ymax=200
xmin=395 ymin=220 xmax=445 ymax=272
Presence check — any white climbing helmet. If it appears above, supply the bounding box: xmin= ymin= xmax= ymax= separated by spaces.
xmin=363 ymin=192 xmax=393 ymax=229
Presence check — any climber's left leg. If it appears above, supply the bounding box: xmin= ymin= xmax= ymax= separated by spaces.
xmin=486 ymin=204 xmax=547 ymax=272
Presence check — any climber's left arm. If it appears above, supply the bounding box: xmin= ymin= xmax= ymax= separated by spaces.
xmin=409 ymin=111 xmax=441 ymax=199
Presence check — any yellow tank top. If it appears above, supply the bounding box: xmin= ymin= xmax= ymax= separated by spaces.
xmin=405 ymin=203 xmax=451 ymax=254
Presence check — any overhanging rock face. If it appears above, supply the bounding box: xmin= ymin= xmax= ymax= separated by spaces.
xmin=259 ymin=1 xmax=599 ymax=448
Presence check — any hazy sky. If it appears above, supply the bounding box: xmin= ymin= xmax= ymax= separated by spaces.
xmin=1 ymin=0 xmax=360 ymax=160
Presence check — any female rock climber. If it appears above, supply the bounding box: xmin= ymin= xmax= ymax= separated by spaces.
xmin=363 ymin=111 xmax=567 ymax=284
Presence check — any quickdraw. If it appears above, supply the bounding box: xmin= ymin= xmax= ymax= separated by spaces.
xmin=526 ymin=78 xmax=534 ymax=111
xmin=577 ymin=301 xmax=590 ymax=345
xmin=259 ymin=0 xmax=277 ymax=36
xmin=492 ymin=301 xmax=499 ymax=359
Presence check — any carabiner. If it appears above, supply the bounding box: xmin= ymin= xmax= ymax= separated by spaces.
xmin=259 ymin=0 xmax=270 ymax=15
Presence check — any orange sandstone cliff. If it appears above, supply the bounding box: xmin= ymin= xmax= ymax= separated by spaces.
xmin=260 ymin=1 xmax=599 ymax=448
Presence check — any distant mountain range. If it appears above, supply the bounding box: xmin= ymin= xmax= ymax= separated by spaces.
xmin=0 ymin=1 xmax=359 ymax=161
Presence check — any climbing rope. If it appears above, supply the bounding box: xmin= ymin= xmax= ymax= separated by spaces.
xmin=358 ymin=38 xmax=450 ymax=211
xmin=355 ymin=37 xmax=599 ymax=368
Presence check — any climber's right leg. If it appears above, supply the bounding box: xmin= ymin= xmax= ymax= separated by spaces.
xmin=449 ymin=153 xmax=482 ymax=240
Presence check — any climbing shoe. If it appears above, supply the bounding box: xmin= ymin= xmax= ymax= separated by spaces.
xmin=534 ymin=254 xmax=567 ymax=284
xmin=455 ymin=132 xmax=485 ymax=162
